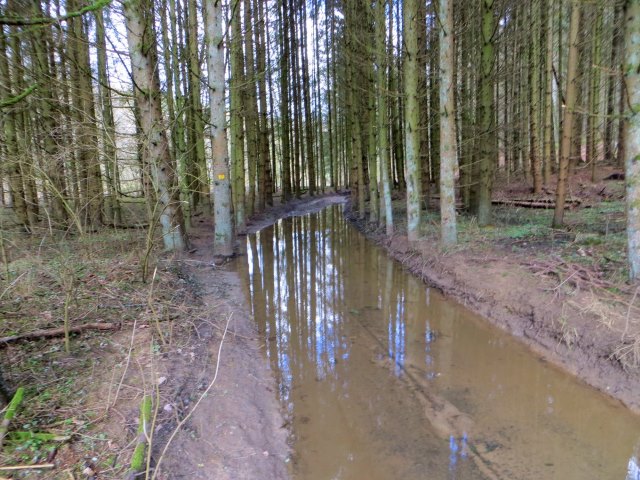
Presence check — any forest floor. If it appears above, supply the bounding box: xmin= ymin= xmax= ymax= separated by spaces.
xmin=0 ymin=196 xmax=345 ymax=479
xmin=1 ymin=167 xmax=638 ymax=478
xmin=347 ymin=164 xmax=640 ymax=415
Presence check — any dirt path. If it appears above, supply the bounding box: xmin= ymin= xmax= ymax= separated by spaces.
xmin=157 ymin=194 xmax=347 ymax=479
xmin=159 ymin=189 xmax=638 ymax=478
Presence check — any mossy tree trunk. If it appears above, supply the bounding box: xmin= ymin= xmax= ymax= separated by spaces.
xmin=403 ymin=0 xmax=422 ymax=241
xmin=230 ymin=0 xmax=246 ymax=233
xmin=439 ymin=0 xmax=457 ymax=246
xmin=0 ymin=28 xmax=29 ymax=230
xmin=472 ymin=0 xmax=496 ymax=226
xmin=623 ymin=0 xmax=640 ymax=280
xmin=68 ymin=0 xmax=102 ymax=229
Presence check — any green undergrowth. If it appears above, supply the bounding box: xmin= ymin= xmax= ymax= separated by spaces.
xmin=385 ymin=196 xmax=630 ymax=286
xmin=0 ymin=226 xmax=199 ymax=478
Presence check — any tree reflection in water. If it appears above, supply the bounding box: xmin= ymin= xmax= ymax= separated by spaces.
xmin=244 ymin=206 xmax=640 ymax=480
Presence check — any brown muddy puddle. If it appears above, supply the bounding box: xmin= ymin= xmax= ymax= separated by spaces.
xmin=241 ymin=206 xmax=640 ymax=480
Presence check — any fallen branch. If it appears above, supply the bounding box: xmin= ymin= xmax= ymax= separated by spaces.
xmin=0 ymin=323 xmax=119 ymax=347
xmin=492 ymin=198 xmax=582 ymax=209
xmin=0 ymin=464 xmax=54 ymax=471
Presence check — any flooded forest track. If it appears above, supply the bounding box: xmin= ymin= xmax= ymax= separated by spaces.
xmin=240 ymin=205 xmax=640 ymax=480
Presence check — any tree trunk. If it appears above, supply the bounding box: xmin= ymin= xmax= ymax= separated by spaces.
xmin=376 ymin=0 xmax=393 ymax=234
xmin=439 ymin=0 xmax=457 ymax=246
xmin=278 ymin=0 xmax=292 ymax=201
xmin=623 ymin=0 xmax=640 ymax=280
xmin=299 ymin=0 xmax=316 ymax=196
xmin=552 ymin=1 xmax=581 ymax=228
xmin=473 ymin=0 xmax=496 ymax=226
xmin=0 ymin=29 xmax=29 ymax=230
xmin=205 ymin=0 xmax=234 ymax=257
xmin=186 ymin=0 xmax=209 ymax=214
xmin=403 ymin=0 xmax=422 ymax=241
xmin=244 ymin=0 xmax=260 ymax=214
xmin=604 ymin=3 xmax=624 ymax=165
xmin=122 ymin=0 xmax=188 ymax=251
xmin=543 ymin=0 xmax=555 ymax=185
xmin=588 ymin=6 xmax=603 ymax=182
xmin=95 ymin=7 xmax=121 ymax=225
xmin=255 ymin=0 xmax=272 ymax=207
xmin=530 ymin=0 xmax=542 ymax=194
xmin=67 ymin=0 xmax=102 ymax=229
xmin=230 ymin=0 xmax=246 ymax=232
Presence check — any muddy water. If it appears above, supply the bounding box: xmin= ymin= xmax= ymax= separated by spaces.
xmin=242 ymin=206 xmax=640 ymax=480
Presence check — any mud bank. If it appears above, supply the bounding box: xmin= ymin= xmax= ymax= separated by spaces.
xmin=155 ymin=225 xmax=289 ymax=479
xmin=345 ymin=208 xmax=640 ymax=415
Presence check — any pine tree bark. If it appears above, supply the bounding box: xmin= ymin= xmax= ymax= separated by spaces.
xmin=28 ymin=4 xmax=67 ymax=225
xmin=376 ymin=0 xmax=393 ymax=234
xmin=205 ymin=0 xmax=234 ymax=257
xmin=67 ymin=0 xmax=102 ymax=229
xmin=473 ymin=0 xmax=496 ymax=226
xmin=243 ymin=0 xmax=260 ymax=213
xmin=530 ymin=0 xmax=542 ymax=194
xmin=278 ymin=0 xmax=292 ymax=201
xmin=255 ymin=0 xmax=272 ymax=207
xmin=588 ymin=6 xmax=603 ymax=182
xmin=0 ymin=29 xmax=29 ymax=230
xmin=8 ymin=21 xmax=38 ymax=228
xmin=299 ymin=0 xmax=316 ymax=196
xmin=230 ymin=0 xmax=246 ymax=232
xmin=623 ymin=0 xmax=640 ymax=280
xmin=367 ymin=63 xmax=379 ymax=224
xmin=95 ymin=6 xmax=121 ymax=225
xmin=553 ymin=1 xmax=581 ymax=228
xmin=439 ymin=0 xmax=457 ymax=246
xmin=122 ymin=0 xmax=188 ymax=251
xmin=186 ymin=0 xmax=209 ymax=213
xmin=605 ymin=4 xmax=624 ymax=165
xmin=429 ymin=6 xmax=440 ymax=194
xmin=403 ymin=0 xmax=422 ymax=241
xmin=543 ymin=0 xmax=555 ymax=185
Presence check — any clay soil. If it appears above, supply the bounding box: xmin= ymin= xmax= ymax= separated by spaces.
xmin=347 ymin=166 xmax=640 ymax=415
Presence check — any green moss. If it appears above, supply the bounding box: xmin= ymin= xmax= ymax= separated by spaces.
xmin=130 ymin=442 xmax=146 ymax=472
xmin=4 ymin=387 xmax=24 ymax=421
xmin=130 ymin=395 xmax=152 ymax=473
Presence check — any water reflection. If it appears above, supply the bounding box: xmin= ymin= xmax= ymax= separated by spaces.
xmin=628 ymin=446 xmax=640 ymax=480
xmin=243 ymin=206 xmax=640 ymax=480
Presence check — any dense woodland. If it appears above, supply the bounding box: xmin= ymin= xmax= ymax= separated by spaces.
xmin=0 ymin=0 xmax=639 ymax=277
